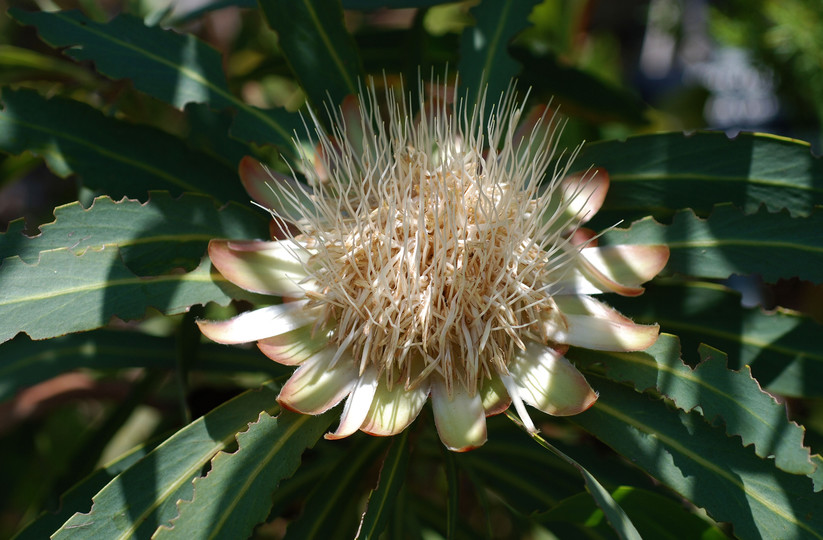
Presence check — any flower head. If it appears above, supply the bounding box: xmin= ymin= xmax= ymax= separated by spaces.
xmin=198 ymin=81 xmax=669 ymax=451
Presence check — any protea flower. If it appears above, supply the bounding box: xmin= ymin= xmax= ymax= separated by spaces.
xmin=198 ymin=81 xmax=669 ymax=451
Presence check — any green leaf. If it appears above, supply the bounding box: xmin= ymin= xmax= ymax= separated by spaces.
xmin=260 ymin=0 xmax=363 ymax=112
xmin=600 ymin=204 xmax=823 ymax=284
xmin=52 ymin=384 xmax=281 ymax=539
xmin=154 ymin=410 xmax=334 ymax=539
xmin=284 ymin=436 xmax=387 ymax=540
xmin=507 ymin=412 xmax=642 ymax=540
xmin=607 ymin=280 xmax=823 ymax=399
xmin=9 ymin=9 xmax=301 ymax=147
xmin=458 ymin=0 xmax=540 ymax=107
xmin=0 ymin=44 xmax=97 ymax=86
xmin=357 ymin=431 xmax=411 ymax=540
xmin=0 ymin=249 xmax=263 ymax=344
xmin=183 ymin=103 xmax=256 ymax=171
xmin=12 ymin=440 xmax=160 ymax=540
xmin=0 ymin=330 xmax=287 ymax=403
xmin=537 ymin=487 xmax=727 ymax=540
xmin=0 ymin=88 xmax=248 ymax=202
xmin=513 ymin=47 xmax=648 ymax=126
xmin=574 ymin=377 xmax=823 ymax=540
xmin=570 ymin=333 xmax=819 ymax=480
xmin=575 ymin=132 xmax=823 ymax=227
xmin=1 ymin=192 xmax=267 ymax=276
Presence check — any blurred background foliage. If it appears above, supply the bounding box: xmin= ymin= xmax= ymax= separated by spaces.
xmin=0 ymin=0 xmax=821 ymax=538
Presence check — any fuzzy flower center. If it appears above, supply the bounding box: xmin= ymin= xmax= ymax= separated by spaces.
xmin=300 ymin=116 xmax=573 ymax=395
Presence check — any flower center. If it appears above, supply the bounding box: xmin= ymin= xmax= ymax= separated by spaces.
xmin=305 ymin=145 xmax=566 ymax=395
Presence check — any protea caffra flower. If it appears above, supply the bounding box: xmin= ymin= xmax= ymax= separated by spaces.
xmin=198 ymin=82 xmax=669 ymax=451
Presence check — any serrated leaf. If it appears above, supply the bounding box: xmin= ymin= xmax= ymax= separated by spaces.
xmin=12 ymin=440 xmax=160 ymax=540
xmin=357 ymin=431 xmax=410 ymax=540
xmin=0 ymin=249 xmax=263 ymax=344
xmin=0 ymin=330 xmax=286 ymax=403
xmin=0 ymin=88 xmax=248 ymax=202
xmin=570 ymin=333 xmax=818 ymax=481
xmin=9 ymin=9 xmax=301 ymax=147
xmin=576 ymin=132 xmax=823 ymax=227
xmin=458 ymin=0 xmax=540 ymax=107
xmin=574 ymin=378 xmax=823 ymax=540
xmin=52 ymin=385 xmax=281 ymax=539
xmin=600 ymin=204 xmax=823 ymax=284
xmin=154 ymin=409 xmax=334 ymax=540
xmin=284 ymin=436 xmax=387 ymax=540
xmin=260 ymin=0 xmax=364 ymax=113
xmin=1 ymin=192 xmax=267 ymax=275
xmin=605 ymin=280 xmax=823 ymax=399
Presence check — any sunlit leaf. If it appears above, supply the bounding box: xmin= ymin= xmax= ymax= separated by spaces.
xmin=1 ymin=192 xmax=267 ymax=276
xmin=575 ymin=132 xmax=823 ymax=227
xmin=607 ymin=280 xmax=823 ymax=399
xmin=574 ymin=377 xmax=823 ymax=540
xmin=9 ymin=9 xmax=301 ymax=147
xmin=260 ymin=0 xmax=363 ymax=112
xmin=154 ymin=410 xmax=334 ymax=539
xmin=0 ymin=89 xmax=247 ymax=202
xmin=600 ymin=204 xmax=823 ymax=284
xmin=571 ymin=333 xmax=819 ymax=481
xmin=458 ymin=0 xmax=540 ymax=107
xmin=52 ymin=385 xmax=281 ymax=539
xmin=0 ymin=249 xmax=264 ymax=344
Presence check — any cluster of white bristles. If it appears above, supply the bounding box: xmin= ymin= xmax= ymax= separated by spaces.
xmin=273 ymin=81 xmax=585 ymax=397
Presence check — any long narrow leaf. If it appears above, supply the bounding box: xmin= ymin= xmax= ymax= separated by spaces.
xmin=1 ymin=192 xmax=267 ymax=276
xmin=260 ymin=0 xmax=364 ymax=113
xmin=154 ymin=410 xmax=334 ymax=539
xmin=52 ymin=385 xmax=282 ymax=539
xmin=0 ymin=249 xmax=263 ymax=344
xmin=570 ymin=333 xmax=819 ymax=481
xmin=9 ymin=9 xmax=301 ymax=147
xmin=357 ymin=431 xmax=411 ymax=539
xmin=607 ymin=280 xmax=823 ymax=399
xmin=0 ymin=331 xmax=286 ymax=403
xmin=574 ymin=378 xmax=823 ymax=540
xmin=600 ymin=204 xmax=823 ymax=284
xmin=458 ymin=0 xmax=540 ymax=107
xmin=506 ymin=412 xmax=642 ymax=540
xmin=576 ymin=132 xmax=823 ymax=226
xmin=0 ymin=89 xmax=248 ymax=202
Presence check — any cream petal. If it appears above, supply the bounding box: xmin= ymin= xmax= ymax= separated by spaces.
xmin=238 ymin=156 xmax=316 ymax=223
xmin=509 ymin=341 xmax=597 ymax=416
xmin=550 ymin=296 xmax=660 ymax=351
xmin=550 ymin=244 xmax=669 ymax=296
xmin=325 ymin=365 xmax=379 ymax=440
xmin=196 ymin=302 xmax=314 ymax=344
xmin=360 ymin=379 xmax=429 ymax=437
xmin=431 ymin=377 xmax=487 ymax=452
xmin=257 ymin=324 xmax=330 ymax=365
xmin=277 ymin=346 xmax=358 ymax=415
xmin=480 ymin=375 xmax=511 ymax=416
xmin=209 ymin=239 xmax=313 ymax=297
xmin=560 ymin=169 xmax=609 ymax=225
